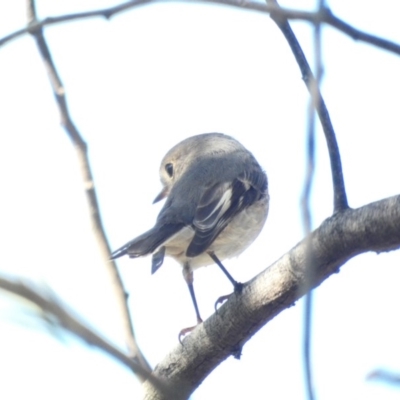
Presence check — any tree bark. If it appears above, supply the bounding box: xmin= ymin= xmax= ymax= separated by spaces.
xmin=141 ymin=194 xmax=400 ymax=399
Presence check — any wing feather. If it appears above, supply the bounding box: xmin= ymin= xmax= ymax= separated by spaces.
xmin=186 ymin=169 xmax=267 ymax=257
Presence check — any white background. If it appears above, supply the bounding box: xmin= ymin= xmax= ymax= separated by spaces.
xmin=0 ymin=0 xmax=400 ymax=399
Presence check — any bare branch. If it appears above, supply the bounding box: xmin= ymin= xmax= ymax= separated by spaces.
xmin=266 ymin=0 xmax=348 ymax=212
xmin=0 ymin=277 xmax=149 ymax=379
xmin=326 ymin=9 xmax=400 ymax=55
xmin=1 ymin=1 xmax=399 ymax=59
xmin=367 ymin=369 xmax=400 ymax=385
xmin=25 ymin=0 xmax=150 ymax=373
xmin=301 ymin=1 xmax=325 ymax=398
xmin=141 ymin=195 xmax=400 ymax=399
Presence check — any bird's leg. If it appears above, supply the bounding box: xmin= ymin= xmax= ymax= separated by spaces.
xmin=208 ymin=251 xmax=243 ymax=310
xmin=179 ymin=264 xmax=203 ymax=343
xmin=208 ymin=251 xmax=243 ymax=292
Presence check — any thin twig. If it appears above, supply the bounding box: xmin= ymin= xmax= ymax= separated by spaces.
xmin=1 ymin=0 xmax=400 ymax=58
xmin=367 ymin=369 xmax=400 ymax=385
xmin=301 ymin=16 xmax=318 ymax=400
xmin=326 ymin=10 xmax=400 ymax=55
xmin=303 ymin=292 xmax=315 ymax=399
xmin=266 ymin=0 xmax=348 ymax=212
xmin=0 ymin=277 xmax=149 ymax=379
xmin=300 ymin=0 xmax=325 ymax=396
xmin=25 ymin=0 xmax=151 ymax=374
xmin=0 ymin=276 xmax=178 ymax=395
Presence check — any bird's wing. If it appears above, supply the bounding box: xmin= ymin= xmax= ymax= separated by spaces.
xmin=110 ymin=223 xmax=184 ymax=260
xmin=186 ymin=169 xmax=267 ymax=257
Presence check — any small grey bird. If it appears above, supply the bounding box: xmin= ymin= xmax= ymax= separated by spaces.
xmin=111 ymin=133 xmax=269 ymax=337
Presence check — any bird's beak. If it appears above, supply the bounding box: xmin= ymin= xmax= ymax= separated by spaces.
xmin=153 ymin=186 xmax=169 ymax=203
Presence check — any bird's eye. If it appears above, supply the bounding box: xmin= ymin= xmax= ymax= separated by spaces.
xmin=165 ymin=163 xmax=174 ymax=177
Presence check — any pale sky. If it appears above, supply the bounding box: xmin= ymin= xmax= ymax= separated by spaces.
xmin=0 ymin=1 xmax=400 ymax=399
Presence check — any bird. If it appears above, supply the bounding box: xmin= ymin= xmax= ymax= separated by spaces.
xmin=111 ymin=132 xmax=269 ymax=338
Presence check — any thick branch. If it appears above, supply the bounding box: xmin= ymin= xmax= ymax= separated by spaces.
xmin=141 ymin=195 xmax=400 ymax=399
xmin=1 ymin=1 xmax=400 ymax=58
xmin=26 ymin=0 xmax=150 ymax=372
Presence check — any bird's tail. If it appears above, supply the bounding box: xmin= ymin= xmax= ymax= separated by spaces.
xmin=110 ymin=223 xmax=184 ymax=260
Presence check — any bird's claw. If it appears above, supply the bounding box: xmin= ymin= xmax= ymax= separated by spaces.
xmin=231 ymin=344 xmax=243 ymax=360
xmin=178 ymin=318 xmax=203 ymax=344
xmin=214 ymin=294 xmax=230 ymax=311
xmin=214 ymin=282 xmax=244 ymax=311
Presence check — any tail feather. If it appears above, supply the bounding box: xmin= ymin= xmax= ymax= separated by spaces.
xmin=110 ymin=223 xmax=184 ymax=260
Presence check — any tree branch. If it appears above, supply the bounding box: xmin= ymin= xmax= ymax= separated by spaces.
xmin=0 ymin=277 xmax=184 ymax=396
xmin=266 ymin=0 xmax=348 ymax=212
xmin=367 ymin=369 xmax=400 ymax=385
xmin=0 ymin=277 xmax=149 ymax=379
xmin=301 ymin=1 xmax=324 ymax=398
xmin=0 ymin=1 xmax=399 ymax=59
xmin=141 ymin=195 xmax=400 ymax=399
xmin=25 ymin=0 xmax=150 ymax=373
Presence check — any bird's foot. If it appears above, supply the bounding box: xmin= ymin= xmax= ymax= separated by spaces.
xmin=214 ymin=294 xmax=230 ymax=311
xmin=178 ymin=317 xmax=203 ymax=344
xmin=231 ymin=344 xmax=243 ymax=360
xmin=233 ymin=281 xmax=243 ymax=293
xmin=214 ymin=282 xmax=243 ymax=311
